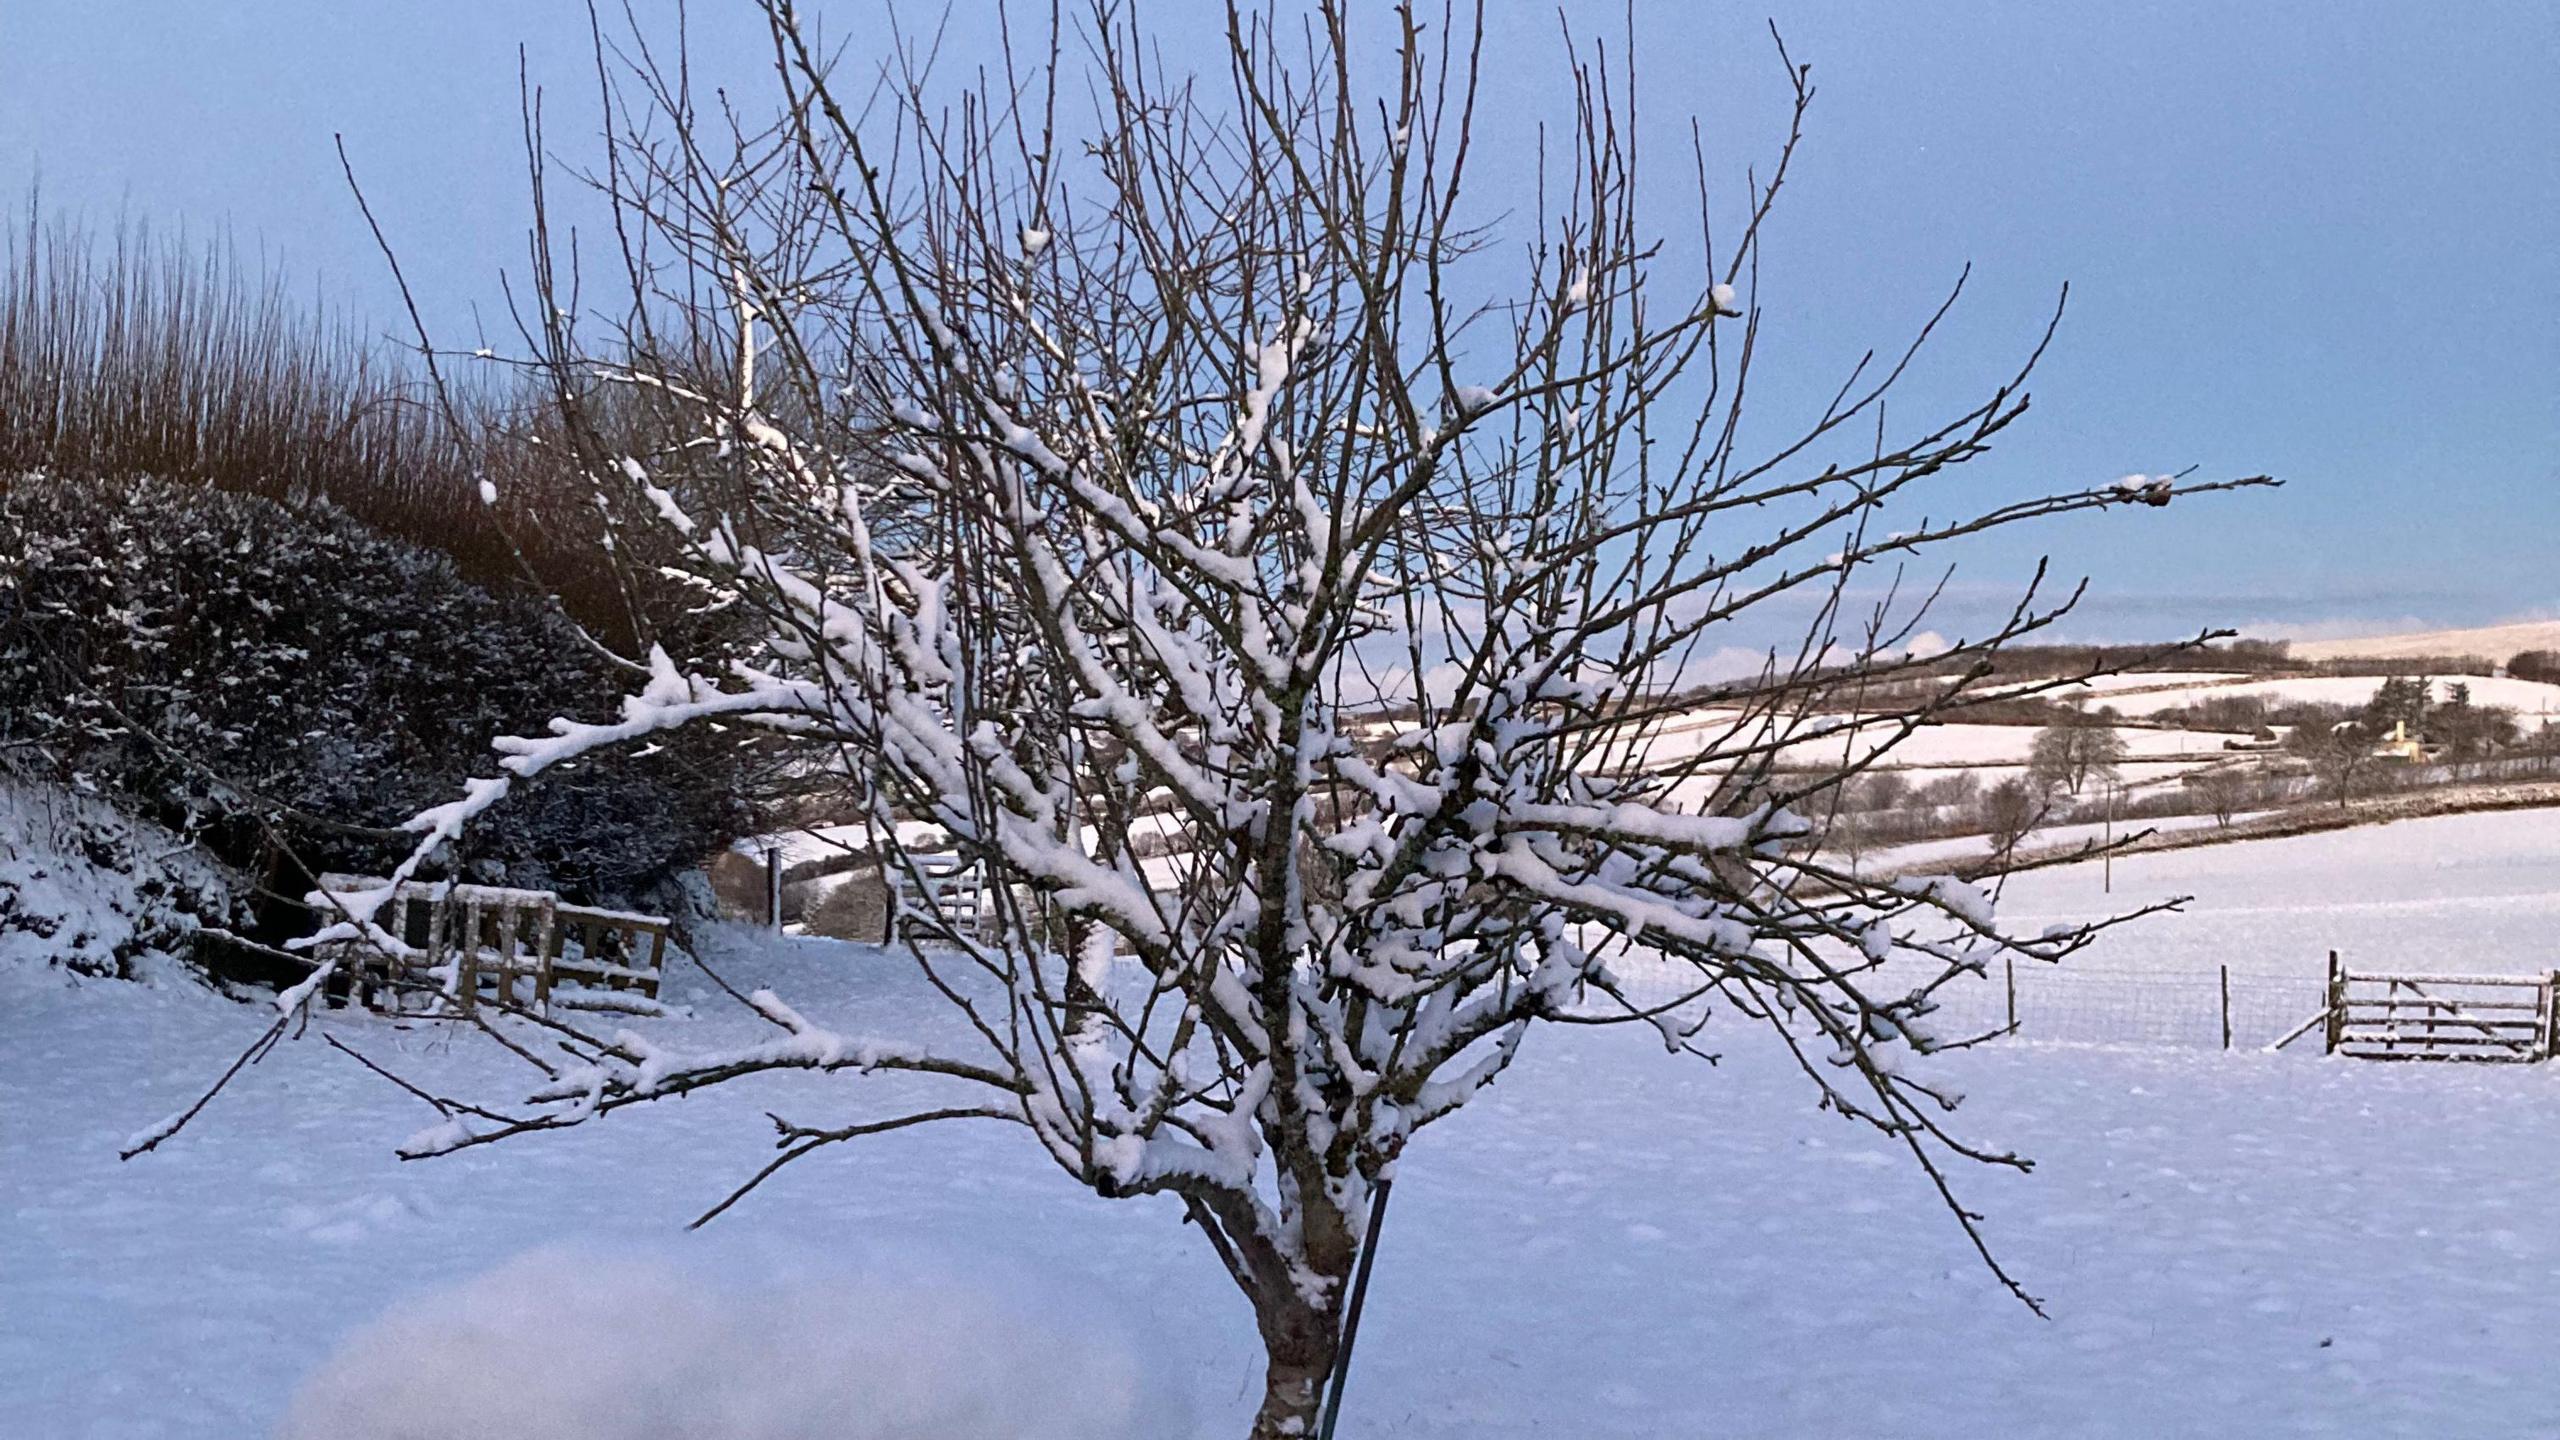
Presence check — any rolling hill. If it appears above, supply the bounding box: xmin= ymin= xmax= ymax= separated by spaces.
xmin=2286 ymin=619 xmax=2560 ymax=665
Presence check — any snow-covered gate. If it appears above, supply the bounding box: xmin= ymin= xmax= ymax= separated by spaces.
xmin=316 ymin=879 xmax=670 ymax=1015
xmin=888 ymin=853 xmax=991 ymax=939
xmin=2319 ymin=954 xmax=2559 ymax=1062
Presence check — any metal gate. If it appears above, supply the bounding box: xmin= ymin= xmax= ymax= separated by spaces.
xmin=2322 ymin=954 xmax=2557 ymax=1062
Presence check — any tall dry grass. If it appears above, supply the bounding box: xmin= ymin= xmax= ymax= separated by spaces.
xmin=0 ymin=214 xmax=638 ymax=641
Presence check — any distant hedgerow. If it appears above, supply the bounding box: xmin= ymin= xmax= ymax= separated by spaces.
xmin=0 ymin=473 xmax=759 ymax=920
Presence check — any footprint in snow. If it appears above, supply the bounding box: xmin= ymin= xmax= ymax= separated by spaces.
xmin=281 ymin=1192 xmax=423 ymax=1244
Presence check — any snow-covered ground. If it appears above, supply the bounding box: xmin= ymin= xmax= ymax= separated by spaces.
xmin=1995 ymin=805 xmax=2560 ymax=981
xmin=1923 ymin=805 xmax=2560 ymax=1049
xmin=2078 ymin=673 xmax=2560 ymax=720
xmin=2286 ymin=619 xmax=2560 ymax=666
xmin=2057 ymin=669 xmax=2253 ymax=694
xmin=1777 ymin=718 xmax=2233 ymax=770
xmin=1625 ymin=710 xmax=2234 ymax=772
xmin=0 ymin=779 xmax=233 ymax=977
xmin=11 ymin=806 xmax=2560 ymax=1437
xmin=1856 ymin=808 xmax=2251 ymax=875
xmin=1632 ymin=716 xmax=2240 ymax=808
xmin=733 ymin=818 xmax=954 ymax=869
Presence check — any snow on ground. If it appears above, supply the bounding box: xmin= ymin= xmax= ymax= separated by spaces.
xmin=1998 ymin=806 xmax=2560 ymax=981
xmin=1928 ymin=806 xmax=2560 ymax=1049
xmin=13 ymin=806 xmax=2560 ymax=1437
xmin=1856 ymin=809 xmax=2249 ymax=875
xmin=2055 ymin=669 xmax=2253 ymax=694
xmin=1600 ymin=807 xmax=2560 ymax=1051
xmin=2287 ymin=619 xmax=2560 ymax=666
xmin=0 ymin=779 xmax=232 ymax=977
xmin=1645 ymin=719 xmax=2238 ymax=813
xmin=733 ymin=818 xmax=953 ymax=869
xmin=277 ymin=1246 xmax=1172 ymax=1439
xmin=1775 ymin=719 xmax=2232 ymax=770
xmin=1623 ymin=711 xmax=2233 ymax=771
xmin=1632 ymin=717 xmax=2238 ymax=811
xmin=2079 ymin=673 xmax=2560 ymax=720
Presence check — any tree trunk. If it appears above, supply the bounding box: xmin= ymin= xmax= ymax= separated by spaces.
xmin=1248 ymin=1300 xmax=1338 ymax=1440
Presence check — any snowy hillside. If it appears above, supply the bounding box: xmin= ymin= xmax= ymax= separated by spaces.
xmin=2288 ymin=619 xmax=2560 ymax=666
xmin=2066 ymin=672 xmax=2560 ymax=719
xmin=14 ymin=809 xmax=2560 ymax=1437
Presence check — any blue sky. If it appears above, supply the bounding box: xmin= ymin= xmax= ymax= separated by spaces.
xmin=4 ymin=2 xmax=2551 ymax=644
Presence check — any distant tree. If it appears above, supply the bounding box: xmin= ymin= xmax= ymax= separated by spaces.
xmin=2286 ymin=719 xmax=2374 ymax=809
xmin=1848 ymin=772 xmax=1913 ymax=814
xmin=1982 ymin=777 xmax=2044 ymax=857
xmin=1916 ymin=772 xmax=1985 ymax=815
xmin=2182 ymin=766 xmax=2251 ymax=828
xmin=2184 ymin=694 xmax=2270 ymax=734
xmin=1829 ymin=772 xmax=1916 ymax=863
xmin=2432 ymin=685 xmax=2517 ymax=773
xmin=2479 ymin=706 xmax=2520 ymax=759
xmin=2217 ymin=638 xmax=2294 ymax=671
xmin=2437 ymin=683 xmax=2473 ymax=755
xmin=2361 ymin=676 xmax=2431 ymax=737
xmin=2507 ymin=651 xmax=2560 ymax=686
xmin=2028 ymin=708 xmax=2128 ymax=796
xmin=2526 ymin=719 xmax=2560 ymax=773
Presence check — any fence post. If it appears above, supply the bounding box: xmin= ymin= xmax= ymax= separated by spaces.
xmin=765 ymin=844 xmax=784 ymax=931
xmin=2004 ymin=957 xmax=2017 ymax=1033
xmin=2219 ymin=964 xmax=2232 ymax=1051
xmin=2546 ymin=971 xmax=2559 ymax=1062
xmin=2102 ymin=783 xmax=2116 ymax=895
xmin=2322 ymin=951 xmax=2344 ymax=1055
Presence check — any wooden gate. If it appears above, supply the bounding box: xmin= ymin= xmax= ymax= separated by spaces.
xmin=315 ymin=877 xmax=670 ymax=1015
xmin=2322 ymin=954 xmax=2558 ymax=1062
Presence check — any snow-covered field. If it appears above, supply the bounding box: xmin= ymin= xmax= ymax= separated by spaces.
xmin=1772 ymin=719 xmax=2234 ymax=770
xmin=1998 ymin=806 xmax=2560 ymax=980
xmin=2073 ymin=673 xmax=2560 ymax=720
xmin=2287 ymin=619 xmax=2560 ymax=666
xmin=1856 ymin=808 xmax=2248 ymax=875
xmin=11 ymin=807 xmax=2560 ymax=1438
xmin=1620 ymin=709 xmax=2235 ymax=771
xmin=1634 ymin=715 xmax=2240 ymax=806
xmin=1927 ymin=805 xmax=2560 ymax=1048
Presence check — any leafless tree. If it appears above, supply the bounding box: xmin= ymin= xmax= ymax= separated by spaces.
xmin=2028 ymin=706 xmax=2127 ymax=797
xmin=192 ymin=5 xmax=2276 ymax=1433
xmin=2287 ymin=719 xmax=2373 ymax=809
xmin=2183 ymin=764 xmax=2251 ymax=828
xmin=1981 ymin=777 xmax=2046 ymax=859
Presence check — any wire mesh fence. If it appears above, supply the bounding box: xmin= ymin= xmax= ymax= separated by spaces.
xmin=1597 ymin=955 xmax=2335 ymax=1053
xmin=1944 ymin=962 xmax=2325 ymax=1050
